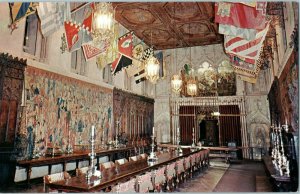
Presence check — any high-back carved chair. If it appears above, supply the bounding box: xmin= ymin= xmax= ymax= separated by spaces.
xmin=137 ymin=171 xmax=154 ymax=192
xmin=76 ymin=166 xmax=89 ymax=176
xmin=165 ymin=162 xmax=176 ymax=191
xmin=176 ymin=158 xmax=185 ymax=184
xmin=99 ymin=161 xmax=115 ymax=170
xmin=139 ymin=153 xmax=148 ymax=159
xmin=190 ymin=153 xmax=197 ymax=177
xmin=184 ymin=156 xmax=192 ymax=179
xmin=152 ymin=166 xmax=166 ymax=192
xmin=43 ymin=171 xmax=71 ymax=192
xmin=111 ymin=178 xmax=137 ymax=193
xmin=115 ymin=158 xmax=128 ymax=166
xmin=129 ymin=155 xmax=141 ymax=162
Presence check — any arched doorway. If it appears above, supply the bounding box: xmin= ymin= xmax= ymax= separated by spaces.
xmin=199 ymin=119 xmax=219 ymax=146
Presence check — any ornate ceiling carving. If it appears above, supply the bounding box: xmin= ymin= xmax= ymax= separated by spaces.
xmin=113 ymin=2 xmax=223 ymax=50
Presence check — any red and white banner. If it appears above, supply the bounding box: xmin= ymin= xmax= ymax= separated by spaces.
xmin=118 ymin=32 xmax=133 ymax=58
xmin=64 ymin=3 xmax=94 ymax=52
xmin=215 ymin=2 xmax=267 ymax=30
xmin=111 ymin=53 xmax=120 ymax=74
xmin=82 ymin=40 xmax=109 ymax=60
xmin=224 ymin=22 xmax=269 ymax=64
xmin=64 ymin=21 xmax=92 ymax=52
xmin=219 ymin=23 xmax=257 ymax=41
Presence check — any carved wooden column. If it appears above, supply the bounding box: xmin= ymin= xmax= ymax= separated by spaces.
xmin=0 ymin=53 xmax=26 ymax=188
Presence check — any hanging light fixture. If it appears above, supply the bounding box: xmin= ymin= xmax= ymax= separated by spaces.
xmin=92 ymin=2 xmax=114 ymax=45
xmin=187 ymin=78 xmax=197 ymax=96
xmin=145 ymin=52 xmax=160 ymax=83
xmin=171 ymin=3 xmax=182 ymax=93
xmin=186 ymin=23 xmax=197 ymax=97
xmin=171 ymin=45 xmax=183 ymax=93
xmin=145 ymin=6 xmax=160 ymax=84
xmin=171 ymin=74 xmax=183 ymax=93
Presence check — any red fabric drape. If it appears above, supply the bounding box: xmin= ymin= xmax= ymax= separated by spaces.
xmin=179 ymin=105 xmax=242 ymax=146
xmin=179 ymin=106 xmax=194 ymax=145
xmin=219 ymin=105 xmax=241 ymax=146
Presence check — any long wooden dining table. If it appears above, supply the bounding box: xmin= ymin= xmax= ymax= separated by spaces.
xmin=46 ymin=148 xmax=207 ymax=192
xmin=17 ymin=146 xmax=135 ymax=185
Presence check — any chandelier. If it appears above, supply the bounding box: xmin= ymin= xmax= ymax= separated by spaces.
xmin=171 ymin=74 xmax=183 ymax=93
xmin=187 ymin=78 xmax=197 ymax=96
xmin=145 ymin=54 xmax=160 ymax=83
xmin=92 ymin=2 xmax=114 ymax=45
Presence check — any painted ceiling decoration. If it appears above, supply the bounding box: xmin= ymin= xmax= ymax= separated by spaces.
xmin=112 ymin=2 xmax=223 ymax=50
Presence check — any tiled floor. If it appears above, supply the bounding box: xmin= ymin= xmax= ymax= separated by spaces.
xmin=2 ymin=159 xmax=267 ymax=193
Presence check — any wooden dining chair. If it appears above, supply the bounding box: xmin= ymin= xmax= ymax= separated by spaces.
xmin=165 ymin=162 xmax=176 ymax=191
xmin=99 ymin=161 xmax=115 ymax=170
xmin=43 ymin=171 xmax=71 ymax=192
xmin=139 ymin=153 xmax=148 ymax=159
xmin=183 ymin=156 xmax=191 ymax=180
xmin=205 ymin=149 xmax=210 ymax=167
xmin=200 ymin=151 xmax=206 ymax=172
xmin=75 ymin=166 xmax=89 ymax=176
xmin=115 ymin=158 xmax=128 ymax=166
xmin=137 ymin=171 xmax=154 ymax=192
xmin=152 ymin=166 xmax=166 ymax=192
xmin=129 ymin=155 xmax=141 ymax=162
xmin=190 ymin=153 xmax=197 ymax=177
xmin=176 ymin=158 xmax=185 ymax=184
xmin=111 ymin=177 xmax=137 ymax=193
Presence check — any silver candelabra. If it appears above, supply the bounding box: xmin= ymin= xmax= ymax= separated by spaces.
xmin=66 ymin=130 xmax=73 ymax=154
xmin=177 ymin=128 xmax=183 ymax=154
xmin=86 ymin=125 xmax=101 ymax=184
xmin=271 ymin=124 xmax=290 ymax=177
xmin=148 ymin=134 xmax=158 ymax=162
xmin=191 ymin=127 xmax=196 ymax=148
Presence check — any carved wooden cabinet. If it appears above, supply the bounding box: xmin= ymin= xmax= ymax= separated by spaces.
xmin=0 ymin=53 xmax=26 ymax=188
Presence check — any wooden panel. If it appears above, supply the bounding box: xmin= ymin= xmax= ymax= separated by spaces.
xmin=0 ymin=100 xmax=18 ymax=144
xmin=113 ymin=88 xmax=154 ymax=141
xmin=113 ymin=2 xmax=223 ymax=50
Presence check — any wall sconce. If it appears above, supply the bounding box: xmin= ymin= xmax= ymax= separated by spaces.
xmin=187 ymin=78 xmax=197 ymax=96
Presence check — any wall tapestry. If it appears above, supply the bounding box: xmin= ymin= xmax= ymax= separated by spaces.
xmin=23 ymin=66 xmax=113 ymax=157
xmin=279 ymin=51 xmax=298 ymax=133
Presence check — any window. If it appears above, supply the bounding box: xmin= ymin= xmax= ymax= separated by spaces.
xmin=102 ymin=65 xmax=113 ymax=84
xmin=23 ymin=13 xmax=47 ymax=61
xmin=71 ymin=49 xmax=87 ymax=75
xmin=70 ymin=3 xmax=88 ymax=76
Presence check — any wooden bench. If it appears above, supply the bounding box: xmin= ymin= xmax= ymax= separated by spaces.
xmin=209 ymin=153 xmax=231 ymax=163
xmin=203 ymin=147 xmax=239 ymax=163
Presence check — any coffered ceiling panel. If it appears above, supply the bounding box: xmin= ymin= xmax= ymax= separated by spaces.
xmin=113 ymin=2 xmax=223 ymax=50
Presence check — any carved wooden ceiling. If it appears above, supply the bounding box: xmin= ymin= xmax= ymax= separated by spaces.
xmin=112 ymin=2 xmax=223 ymax=50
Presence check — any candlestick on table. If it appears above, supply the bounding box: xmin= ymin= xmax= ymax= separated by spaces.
xmin=91 ymin=125 xmax=95 ymax=137
xmin=192 ymin=128 xmax=195 ymax=147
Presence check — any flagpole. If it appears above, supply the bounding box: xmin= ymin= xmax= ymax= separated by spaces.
xmin=71 ymin=2 xmax=91 ymax=14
